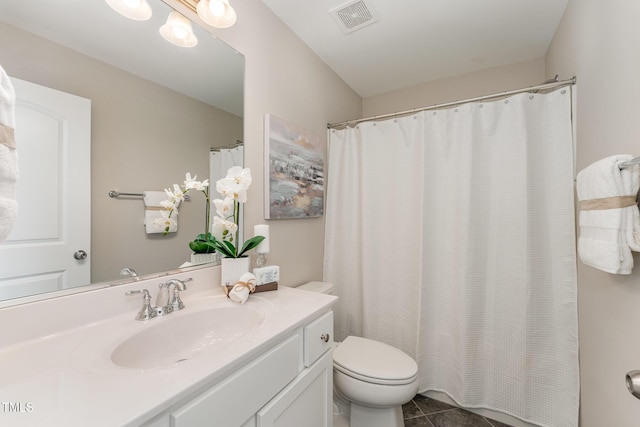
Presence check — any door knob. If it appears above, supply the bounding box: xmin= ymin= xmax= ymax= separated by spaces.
xmin=321 ymin=333 xmax=330 ymax=343
xmin=74 ymin=250 xmax=88 ymax=260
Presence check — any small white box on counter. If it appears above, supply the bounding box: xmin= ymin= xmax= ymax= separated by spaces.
xmin=253 ymin=265 xmax=280 ymax=286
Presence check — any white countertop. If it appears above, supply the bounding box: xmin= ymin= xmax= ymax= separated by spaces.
xmin=0 ymin=270 xmax=336 ymax=426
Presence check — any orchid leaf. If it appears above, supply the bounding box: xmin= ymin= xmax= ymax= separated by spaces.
xmin=237 ymin=235 xmax=266 ymax=258
xmin=209 ymin=237 xmax=235 ymax=258
xmin=189 ymin=240 xmax=216 ymax=253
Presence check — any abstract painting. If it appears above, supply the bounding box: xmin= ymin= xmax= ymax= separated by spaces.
xmin=264 ymin=114 xmax=324 ymax=219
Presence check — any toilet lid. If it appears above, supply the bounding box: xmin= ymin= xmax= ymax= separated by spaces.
xmin=333 ymin=336 xmax=417 ymax=385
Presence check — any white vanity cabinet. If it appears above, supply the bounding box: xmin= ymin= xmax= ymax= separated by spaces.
xmin=256 ymin=311 xmax=334 ymax=427
xmin=143 ymin=311 xmax=334 ymax=427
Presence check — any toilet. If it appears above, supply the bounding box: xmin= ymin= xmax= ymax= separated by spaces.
xmin=297 ymin=282 xmax=418 ymax=427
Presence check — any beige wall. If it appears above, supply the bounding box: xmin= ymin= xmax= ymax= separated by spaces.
xmin=0 ymin=22 xmax=242 ymax=282
xmin=547 ymin=1 xmax=640 ymax=425
xmin=205 ymin=0 xmax=362 ymax=286
xmin=363 ymin=58 xmax=545 ymax=117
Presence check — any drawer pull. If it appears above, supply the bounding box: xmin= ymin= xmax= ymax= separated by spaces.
xmin=321 ymin=333 xmax=330 ymax=343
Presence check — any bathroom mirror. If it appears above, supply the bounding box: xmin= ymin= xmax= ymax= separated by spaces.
xmin=0 ymin=0 xmax=244 ymax=303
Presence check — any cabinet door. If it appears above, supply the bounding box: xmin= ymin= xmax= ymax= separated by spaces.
xmin=257 ymin=350 xmax=333 ymax=427
xmin=171 ymin=334 xmax=301 ymax=427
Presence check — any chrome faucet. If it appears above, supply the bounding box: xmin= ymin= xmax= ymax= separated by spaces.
xmin=125 ymin=289 xmax=157 ymax=321
xmin=155 ymin=281 xmax=174 ymax=316
xmin=120 ymin=267 xmax=138 ymax=277
xmin=126 ymin=278 xmax=192 ymax=320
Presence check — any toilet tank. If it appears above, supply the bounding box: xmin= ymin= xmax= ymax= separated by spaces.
xmin=297 ymin=281 xmax=333 ymax=294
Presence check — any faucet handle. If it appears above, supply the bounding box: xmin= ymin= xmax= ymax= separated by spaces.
xmin=166 ymin=278 xmax=191 ymax=311
xmin=125 ymin=289 xmax=157 ymax=321
xmin=165 ymin=277 xmax=191 ymax=290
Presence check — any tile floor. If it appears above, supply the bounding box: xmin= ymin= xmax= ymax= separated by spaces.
xmin=403 ymin=395 xmax=513 ymax=427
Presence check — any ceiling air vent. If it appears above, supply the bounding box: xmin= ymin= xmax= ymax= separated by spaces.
xmin=330 ymin=0 xmax=379 ymax=34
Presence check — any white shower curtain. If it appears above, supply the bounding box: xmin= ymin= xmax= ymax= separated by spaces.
xmin=324 ymin=88 xmax=578 ymax=426
xmin=210 ymin=145 xmax=244 ymax=184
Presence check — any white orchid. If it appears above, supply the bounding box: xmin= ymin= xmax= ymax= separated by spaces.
xmin=208 ymin=167 xmax=264 ymax=258
xmin=184 ymin=173 xmax=209 ymax=191
xmin=160 ymin=173 xmax=214 ymax=254
xmin=212 ymin=216 xmax=238 ymax=242
xmin=216 ymin=167 xmax=252 ymax=203
xmin=228 ymin=166 xmax=252 ymax=186
xmin=153 ymin=210 xmax=176 ymax=230
xmin=164 ymin=184 xmax=185 ymax=203
xmin=161 ymin=168 xmax=264 ymax=258
xmin=213 ymin=197 xmax=235 ymax=218
xmin=160 ymin=198 xmax=178 ymax=212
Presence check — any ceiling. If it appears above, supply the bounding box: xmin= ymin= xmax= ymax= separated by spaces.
xmin=261 ymin=0 xmax=569 ymax=98
xmin=0 ymin=0 xmax=569 ymax=110
xmin=0 ymin=0 xmax=244 ymax=117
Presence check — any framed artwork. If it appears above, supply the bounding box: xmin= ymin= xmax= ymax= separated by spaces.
xmin=264 ymin=114 xmax=324 ymax=219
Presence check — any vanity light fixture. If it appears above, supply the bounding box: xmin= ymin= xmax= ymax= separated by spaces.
xmin=196 ymin=0 xmax=237 ymax=29
xmin=159 ymin=10 xmax=199 ymax=47
xmin=105 ymin=0 xmax=152 ymax=21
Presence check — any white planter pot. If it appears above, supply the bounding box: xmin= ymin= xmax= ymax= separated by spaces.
xmin=191 ymin=252 xmax=219 ymax=265
xmin=221 ymin=257 xmax=250 ymax=286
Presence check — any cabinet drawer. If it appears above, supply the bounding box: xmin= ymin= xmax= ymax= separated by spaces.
xmin=303 ymin=311 xmax=333 ymax=367
xmin=171 ymin=333 xmax=301 ymax=427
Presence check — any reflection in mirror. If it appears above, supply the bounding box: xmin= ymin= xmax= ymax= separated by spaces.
xmin=0 ymin=0 xmax=244 ymax=304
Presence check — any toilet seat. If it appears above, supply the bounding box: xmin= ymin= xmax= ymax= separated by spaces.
xmin=333 ymin=336 xmax=418 ymax=386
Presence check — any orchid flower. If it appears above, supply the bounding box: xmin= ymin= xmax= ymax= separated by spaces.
xmin=213 ymin=197 xmax=235 ymax=219
xmin=184 ymin=173 xmax=209 ymax=191
xmin=212 ymin=216 xmax=238 ymax=242
xmin=153 ymin=210 xmax=176 ymax=230
xmin=216 ymin=167 xmax=251 ymax=203
xmin=160 ymin=168 xmax=264 ymax=258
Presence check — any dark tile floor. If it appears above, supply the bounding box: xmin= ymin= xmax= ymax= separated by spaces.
xmin=403 ymin=395 xmax=513 ymax=427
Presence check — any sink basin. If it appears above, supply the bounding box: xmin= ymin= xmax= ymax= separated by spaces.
xmin=111 ymin=305 xmax=266 ymax=369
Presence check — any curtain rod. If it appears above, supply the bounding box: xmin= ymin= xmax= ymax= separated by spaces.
xmin=210 ymin=140 xmax=243 ymax=151
xmin=327 ymin=76 xmax=577 ymax=129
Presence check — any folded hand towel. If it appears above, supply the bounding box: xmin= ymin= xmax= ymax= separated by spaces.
xmin=143 ymin=190 xmax=177 ymax=234
xmin=0 ymin=65 xmax=17 ymax=243
xmin=576 ymin=155 xmax=640 ymax=274
xmin=228 ymin=272 xmax=256 ymax=304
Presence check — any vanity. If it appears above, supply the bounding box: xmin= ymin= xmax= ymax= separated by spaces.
xmin=0 ymin=265 xmax=337 ymax=426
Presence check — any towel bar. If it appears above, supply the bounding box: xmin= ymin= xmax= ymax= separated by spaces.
xmin=108 ymin=190 xmax=190 ymax=201
xmin=109 ymin=191 xmax=143 ymax=198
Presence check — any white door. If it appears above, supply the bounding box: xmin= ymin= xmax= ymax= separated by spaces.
xmin=0 ymin=78 xmax=91 ymax=300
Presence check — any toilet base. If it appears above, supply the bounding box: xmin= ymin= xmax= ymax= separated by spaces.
xmin=349 ymin=403 xmax=403 ymax=427
xmin=333 ymin=412 xmax=349 ymax=427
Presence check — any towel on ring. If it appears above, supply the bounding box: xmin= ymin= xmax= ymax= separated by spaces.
xmin=0 ymin=65 xmax=17 ymax=243
xmin=576 ymin=154 xmax=640 ymax=274
xmin=143 ymin=190 xmax=178 ymax=234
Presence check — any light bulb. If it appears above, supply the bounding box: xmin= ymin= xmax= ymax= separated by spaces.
xmin=197 ymin=0 xmax=236 ymax=28
xmin=123 ymin=0 xmax=141 ymax=8
xmin=209 ymin=0 xmax=226 ymax=17
xmin=159 ymin=10 xmax=198 ymax=47
xmin=172 ymin=25 xmax=188 ymax=40
xmin=105 ymin=0 xmax=152 ymax=21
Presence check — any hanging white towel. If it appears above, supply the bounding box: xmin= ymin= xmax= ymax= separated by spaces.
xmin=576 ymin=155 xmax=640 ymax=274
xmin=143 ymin=190 xmax=178 ymax=234
xmin=0 ymin=65 xmax=17 ymax=243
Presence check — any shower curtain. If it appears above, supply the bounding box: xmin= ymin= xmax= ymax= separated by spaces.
xmin=324 ymin=88 xmax=578 ymax=426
